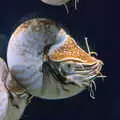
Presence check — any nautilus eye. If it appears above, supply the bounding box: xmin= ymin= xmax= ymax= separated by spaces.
xmin=7 ymin=18 xmax=104 ymax=100
xmin=40 ymin=0 xmax=79 ymax=13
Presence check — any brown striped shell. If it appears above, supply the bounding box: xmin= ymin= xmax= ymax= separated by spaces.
xmin=7 ymin=18 xmax=103 ymax=100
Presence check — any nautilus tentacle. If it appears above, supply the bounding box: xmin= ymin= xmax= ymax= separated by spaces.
xmin=7 ymin=18 xmax=104 ymax=99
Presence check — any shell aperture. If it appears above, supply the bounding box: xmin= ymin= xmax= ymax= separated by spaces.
xmin=7 ymin=18 xmax=104 ymax=99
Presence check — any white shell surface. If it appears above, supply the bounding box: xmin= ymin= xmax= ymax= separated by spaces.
xmin=41 ymin=0 xmax=71 ymax=6
xmin=0 ymin=58 xmax=9 ymax=120
xmin=7 ymin=18 xmax=86 ymax=100
xmin=7 ymin=18 xmax=60 ymax=92
xmin=0 ymin=58 xmax=28 ymax=120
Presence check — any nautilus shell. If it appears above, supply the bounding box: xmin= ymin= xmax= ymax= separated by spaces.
xmin=41 ymin=0 xmax=71 ymax=5
xmin=40 ymin=0 xmax=79 ymax=13
xmin=7 ymin=18 xmax=104 ymax=100
xmin=0 ymin=58 xmax=8 ymax=119
xmin=0 ymin=58 xmax=29 ymax=120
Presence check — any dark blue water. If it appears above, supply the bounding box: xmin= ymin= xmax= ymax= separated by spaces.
xmin=0 ymin=0 xmax=119 ymax=120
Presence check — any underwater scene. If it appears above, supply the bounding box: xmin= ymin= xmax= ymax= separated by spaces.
xmin=0 ymin=0 xmax=119 ymax=120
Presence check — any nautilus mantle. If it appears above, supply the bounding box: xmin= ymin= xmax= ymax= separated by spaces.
xmin=7 ymin=18 xmax=104 ymax=100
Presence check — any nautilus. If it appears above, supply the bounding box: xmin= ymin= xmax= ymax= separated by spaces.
xmin=7 ymin=18 xmax=104 ymax=100
xmin=40 ymin=0 xmax=79 ymax=13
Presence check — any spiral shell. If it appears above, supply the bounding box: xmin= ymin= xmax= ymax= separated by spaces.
xmin=40 ymin=0 xmax=79 ymax=13
xmin=7 ymin=18 xmax=103 ymax=99
xmin=0 ymin=58 xmax=30 ymax=120
xmin=0 ymin=58 xmax=9 ymax=119
xmin=0 ymin=47 xmax=29 ymax=120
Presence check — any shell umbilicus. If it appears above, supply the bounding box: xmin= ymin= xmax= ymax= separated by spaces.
xmin=7 ymin=18 xmax=104 ymax=100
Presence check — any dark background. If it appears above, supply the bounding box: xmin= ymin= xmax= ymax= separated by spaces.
xmin=0 ymin=0 xmax=119 ymax=120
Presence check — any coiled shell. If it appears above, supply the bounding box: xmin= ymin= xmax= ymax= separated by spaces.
xmin=0 ymin=58 xmax=29 ymax=120
xmin=40 ymin=0 xmax=79 ymax=13
xmin=7 ymin=18 xmax=103 ymax=100
xmin=0 ymin=58 xmax=9 ymax=119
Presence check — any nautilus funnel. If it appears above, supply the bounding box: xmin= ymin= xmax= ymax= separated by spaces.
xmin=7 ymin=18 xmax=104 ymax=100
